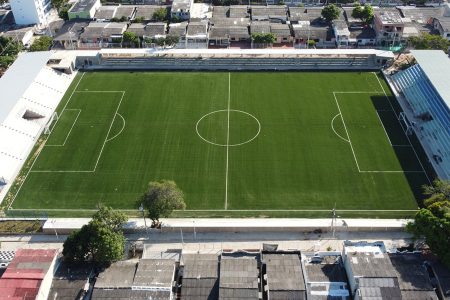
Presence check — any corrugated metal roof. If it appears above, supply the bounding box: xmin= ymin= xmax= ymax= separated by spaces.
xmin=0 ymin=51 xmax=52 ymax=124
xmin=411 ymin=50 xmax=450 ymax=110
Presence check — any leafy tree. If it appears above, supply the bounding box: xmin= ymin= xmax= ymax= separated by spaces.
xmin=51 ymin=0 xmax=68 ymax=10
xmin=62 ymin=206 xmax=127 ymax=267
xmin=0 ymin=56 xmax=15 ymax=69
xmin=352 ymin=3 xmax=374 ymax=25
xmin=409 ymin=33 xmax=450 ymax=52
xmin=58 ymin=7 xmax=69 ymax=20
xmin=165 ymin=35 xmax=180 ymax=47
xmin=407 ymin=180 xmax=450 ymax=267
xmin=122 ymin=31 xmax=139 ymax=48
xmin=142 ymin=180 xmax=186 ymax=227
xmin=251 ymin=33 xmax=276 ymax=45
xmin=132 ymin=16 xmax=145 ymax=23
xmin=152 ymin=7 xmax=168 ymax=21
xmin=321 ymin=4 xmax=340 ymax=23
xmin=30 ymin=36 xmax=53 ymax=51
xmin=0 ymin=36 xmax=23 ymax=56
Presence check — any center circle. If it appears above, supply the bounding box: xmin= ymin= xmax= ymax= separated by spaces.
xmin=196 ymin=110 xmax=261 ymax=147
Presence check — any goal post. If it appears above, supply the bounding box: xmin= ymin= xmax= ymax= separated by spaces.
xmin=398 ymin=112 xmax=413 ymax=136
xmin=44 ymin=111 xmax=59 ymax=135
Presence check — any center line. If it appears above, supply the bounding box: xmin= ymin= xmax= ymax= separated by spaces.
xmin=225 ymin=72 xmax=231 ymax=210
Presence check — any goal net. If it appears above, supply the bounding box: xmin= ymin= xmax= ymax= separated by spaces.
xmin=44 ymin=112 xmax=59 ymax=134
xmin=398 ymin=112 xmax=413 ymax=136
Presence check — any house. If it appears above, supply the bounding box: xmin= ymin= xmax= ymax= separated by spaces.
xmin=250 ymin=21 xmax=271 ymax=35
xmin=433 ymin=16 xmax=450 ymax=41
xmin=303 ymin=252 xmax=350 ymax=299
xmin=134 ymin=5 xmax=167 ymax=22
xmin=211 ymin=5 xmax=250 ymax=27
xmin=47 ymin=262 xmax=93 ymax=300
xmin=389 ymin=253 xmax=438 ymax=300
xmin=78 ymin=22 xmax=127 ymax=48
xmin=292 ymin=22 xmax=335 ymax=48
xmin=168 ymin=21 xmax=187 ymax=48
xmin=131 ymin=259 xmax=176 ymax=299
xmin=289 ymin=7 xmax=324 ymax=24
xmin=143 ymin=22 xmax=167 ymax=40
xmin=181 ymin=253 xmax=219 ymax=300
xmin=333 ymin=19 xmax=350 ymax=47
xmin=67 ymin=0 xmax=101 ymax=20
xmin=114 ymin=5 xmax=135 ymax=21
xmin=343 ymin=7 xmax=364 ymax=27
xmin=398 ymin=6 xmax=443 ymax=35
xmin=262 ymin=252 xmax=306 ymax=300
xmin=94 ymin=6 xmax=117 ymax=21
xmin=0 ymin=249 xmax=59 ymax=300
xmin=219 ymin=252 xmax=260 ymax=300
xmin=52 ymin=20 xmax=89 ymax=49
xmin=10 ymin=0 xmax=53 ymax=25
xmin=1 ymin=26 xmax=34 ymax=45
xmin=251 ymin=5 xmax=287 ymax=23
xmin=189 ymin=3 xmax=212 ymax=21
xmin=186 ymin=21 xmax=208 ymax=49
xmin=270 ymin=23 xmax=292 ymax=44
xmin=171 ymin=0 xmax=193 ymax=21
xmin=92 ymin=261 xmax=138 ymax=299
xmin=342 ymin=241 xmax=402 ymax=300
xmin=349 ymin=27 xmax=376 ymax=46
xmin=373 ymin=8 xmax=405 ymax=47
xmin=230 ymin=5 xmax=249 ymax=18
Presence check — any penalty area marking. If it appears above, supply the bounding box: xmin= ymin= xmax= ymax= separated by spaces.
xmin=331 ymin=113 xmax=349 ymax=143
xmin=106 ymin=113 xmax=126 ymax=143
xmin=45 ymin=109 xmax=81 ymax=147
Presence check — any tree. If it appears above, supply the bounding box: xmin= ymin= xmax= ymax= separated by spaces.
xmin=0 ymin=36 xmax=23 ymax=56
xmin=409 ymin=33 xmax=450 ymax=52
xmin=132 ymin=16 xmax=145 ymax=24
xmin=142 ymin=180 xmax=186 ymax=227
xmin=152 ymin=7 xmax=167 ymax=21
xmin=251 ymin=33 xmax=276 ymax=45
xmin=30 ymin=36 xmax=53 ymax=51
xmin=122 ymin=31 xmax=139 ymax=48
xmin=58 ymin=7 xmax=69 ymax=20
xmin=62 ymin=206 xmax=127 ymax=267
xmin=407 ymin=180 xmax=450 ymax=267
xmin=165 ymin=35 xmax=180 ymax=47
xmin=321 ymin=4 xmax=340 ymax=23
xmin=352 ymin=4 xmax=374 ymax=25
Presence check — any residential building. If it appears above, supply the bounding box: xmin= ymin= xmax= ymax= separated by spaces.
xmin=262 ymin=252 xmax=306 ymax=299
xmin=171 ymin=0 xmax=193 ymax=21
xmin=333 ymin=19 xmax=351 ymax=47
xmin=47 ymin=262 xmax=93 ymax=300
xmin=186 ymin=21 xmax=208 ymax=49
xmin=115 ymin=5 xmax=135 ymax=21
xmin=10 ymin=0 xmax=52 ymax=25
xmin=78 ymin=22 xmax=127 ymax=48
xmin=270 ymin=23 xmax=292 ymax=44
xmin=342 ymin=241 xmax=402 ymax=300
xmin=219 ymin=252 xmax=260 ymax=300
xmin=303 ymin=252 xmax=350 ymax=299
xmin=433 ymin=17 xmax=450 ymax=41
xmin=94 ymin=5 xmax=117 ymax=21
xmin=398 ymin=6 xmax=443 ymax=35
xmin=181 ymin=253 xmax=220 ymax=300
xmin=349 ymin=27 xmax=376 ymax=46
xmin=1 ymin=27 xmax=34 ymax=45
xmin=251 ymin=5 xmax=287 ymax=23
xmin=292 ymin=23 xmax=335 ymax=48
xmin=0 ymin=249 xmax=59 ymax=300
xmin=135 ymin=5 xmax=168 ymax=22
xmin=230 ymin=5 xmax=249 ymax=19
xmin=52 ymin=20 xmax=89 ymax=49
xmin=67 ymin=0 xmax=101 ymax=20
xmin=373 ymin=8 xmax=405 ymax=47
xmin=168 ymin=21 xmax=187 ymax=48
xmin=288 ymin=7 xmax=323 ymax=24
xmin=131 ymin=259 xmax=176 ymax=299
xmin=190 ymin=3 xmax=212 ymax=21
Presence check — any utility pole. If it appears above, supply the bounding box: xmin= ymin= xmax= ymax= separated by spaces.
xmin=139 ymin=203 xmax=149 ymax=239
xmin=331 ymin=202 xmax=337 ymax=239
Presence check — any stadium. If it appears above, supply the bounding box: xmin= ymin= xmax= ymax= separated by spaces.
xmin=0 ymin=48 xmax=447 ymax=218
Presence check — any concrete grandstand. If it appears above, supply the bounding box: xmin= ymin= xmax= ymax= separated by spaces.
xmin=0 ymin=52 xmax=76 ymax=202
xmin=389 ymin=50 xmax=450 ymax=180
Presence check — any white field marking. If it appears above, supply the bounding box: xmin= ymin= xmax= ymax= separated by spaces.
xmin=333 ymin=91 xmax=383 ymax=94
xmin=225 ymin=72 xmax=231 ymax=210
xmin=8 ymin=72 xmax=86 ymax=209
xmin=373 ymin=73 xmax=431 ymax=183
xmin=105 ymin=113 xmax=126 ymax=143
xmin=333 ymin=92 xmax=361 ymax=172
xmin=375 ymin=110 xmax=393 ymax=146
xmin=45 ymin=109 xmax=81 ymax=147
xmin=331 ymin=113 xmax=350 ymax=143
xmin=74 ymin=91 xmax=125 ymax=93
xmin=195 ymin=110 xmax=261 ymax=147
xmin=30 ymin=91 xmax=126 ymax=173
xmin=9 ymin=208 xmax=419 ymax=212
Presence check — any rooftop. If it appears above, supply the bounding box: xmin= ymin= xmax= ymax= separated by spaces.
xmin=132 ymin=259 xmax=175 ymax=289
xmin=289 ymin=7 xmax=323 ymax=23
xmin=230 ymin=5 xmax=249 ymax=18
xmin=115 ymin=5 xmax=135 ymax=19
xmin=94 ymin=261 xmax=137 ymax=289
xmin=411 ymin=50 xmax=450 ymax=110
xmin=219 ymin=254 xmax=259 ymax=300
xmin=186 ymin=21 xmax=208 ymax=37
xmin=376 ymin=9 xmax=404 ymax=24
xmin=181 ymin=254 xmax=219 ymax=300
xmin=169 ymin=22 xmax=187 ymax=36
xmin=134 ymin=5 xmax=167 ymax=20
xmin=263 ymin=253 xmax=305 ymax=293
xmin=70 ymin=0 xmax=99 ymax=14
xmin=48 ymin=262 xmax=92 ymax=300
xmin=346 ymin=252 xmax=397 ymax=278
xmin=94 ymin=6 xmax=117 ymax=20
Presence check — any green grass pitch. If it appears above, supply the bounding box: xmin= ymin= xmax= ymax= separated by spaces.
xmin=9 ymin=71 xmax=431 ymax=217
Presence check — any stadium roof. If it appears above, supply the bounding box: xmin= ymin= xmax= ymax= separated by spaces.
xmin=0 ymin=51 xmax=52 ymax=124
xmin=411 ymin=50 xmax=450 ymax=110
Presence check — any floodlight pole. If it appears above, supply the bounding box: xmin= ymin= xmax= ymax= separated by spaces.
xmin=139 ymin=203 xmax=149 ymax=239
xmin=51 ymin=219 xmax=59 ymax=241
xmin=331 ymin=202 xmax=337 ymax=239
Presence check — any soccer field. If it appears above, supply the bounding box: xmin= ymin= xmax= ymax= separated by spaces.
xmin=8 ymin=71 xmax=431 ymax=217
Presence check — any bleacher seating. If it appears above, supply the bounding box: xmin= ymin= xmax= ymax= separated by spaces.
xmin=392 ymin=64 xmax=450 ymax=177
